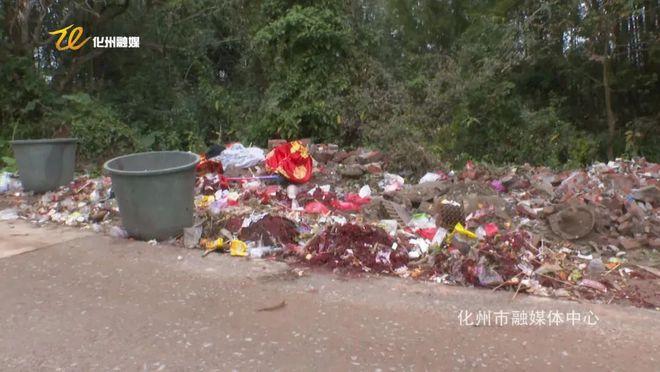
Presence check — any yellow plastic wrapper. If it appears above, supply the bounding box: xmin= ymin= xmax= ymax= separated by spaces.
xmin=445 ymin=222 xmax=478 ymax=243
xmin=200 ymin=238 xmax=225 ymax=256
xmin=199 ymin=238 xmax=225 ymax=257
xmin=204 ymin=238 xmax=224 ymax=249
xmin=195 ymin=195 xmax=215 ymax=208
xmin=230 ymin=239 xmax=248 ymax=257
xmin=453 ymin=223 xmax=477 ymax=239
xmin=202 ymin=237 xmax=224 ymax=252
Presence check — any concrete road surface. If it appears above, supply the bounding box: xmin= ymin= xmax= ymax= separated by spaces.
xmin=1 ymin=221 xmax=658 ymax=371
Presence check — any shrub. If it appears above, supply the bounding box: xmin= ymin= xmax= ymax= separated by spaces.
xmin=41 ymin=93 xmax=139 ymax=163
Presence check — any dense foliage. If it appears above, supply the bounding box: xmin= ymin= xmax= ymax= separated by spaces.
xmin=1 ymin=0 xmax=658 ymax=171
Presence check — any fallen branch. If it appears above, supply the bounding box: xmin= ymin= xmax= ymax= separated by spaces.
xmin=256 ymin=300 xmax=286 ymax=312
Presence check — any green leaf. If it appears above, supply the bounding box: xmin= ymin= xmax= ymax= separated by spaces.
xmin=1 ymin=156 xmax=17 ymax=172
xmin=1 ymin=156 xmax=16 ymax=166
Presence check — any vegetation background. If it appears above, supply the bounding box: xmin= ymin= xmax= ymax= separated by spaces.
xmin=1 ymin=0 xmax=658 ymax=174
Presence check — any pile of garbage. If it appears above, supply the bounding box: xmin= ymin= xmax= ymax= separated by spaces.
xmin=0 ymin=174 xmax=121 ymax=232
xmin=1 ymin=142 xmax=658 ymax=308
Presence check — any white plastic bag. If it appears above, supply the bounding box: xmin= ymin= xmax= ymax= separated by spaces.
xmin=0 ymin=172 xmax=10 ymax=193
xmin=419 ymin=172 xmax=441 ymax=184
xmin=0 ymin=208 xmax=19 ymax=221
xmin=379 ymin=173 xmax=404 ymax=192
xmin=218 ymin=143 xmax=265 ymax=169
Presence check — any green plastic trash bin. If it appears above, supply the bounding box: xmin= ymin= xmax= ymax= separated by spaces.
xmin=103 ymin=151 xmax=200 ymax=241
xmin=10 ymin=138 xmax=78 ymax=193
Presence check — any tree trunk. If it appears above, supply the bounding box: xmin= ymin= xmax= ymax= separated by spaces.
xmin=602 ymin=43 xmax=616 ymax=160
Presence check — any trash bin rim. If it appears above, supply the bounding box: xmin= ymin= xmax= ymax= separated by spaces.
xmin=103 ymin=151 xmax=200 ymax=177
xmin=10 ymin=138 xmax=79 ymax=145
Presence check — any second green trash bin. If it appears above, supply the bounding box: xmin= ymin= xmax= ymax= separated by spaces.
xmin=104 ymin=151 xmax=200 ymax=241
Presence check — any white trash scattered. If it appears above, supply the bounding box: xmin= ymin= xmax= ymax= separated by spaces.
xmin=0 ymin=208 xmax=19 ymax=221
xmin=218 ymin=143 xmax=265 ymax=169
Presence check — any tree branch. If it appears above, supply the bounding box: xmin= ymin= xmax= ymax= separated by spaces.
xmin=56 ymin=48 xmax=107 ymax=91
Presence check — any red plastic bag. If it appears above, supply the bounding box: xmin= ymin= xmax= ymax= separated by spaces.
xmin=331 ymin=199 xmax=362 ymax=212
xmin=345 ymin=193 xmax=371 ymax=206
xmin=196 ymin=154 xmax=223 ymax=176
xmin=265 ymin=140 xmax=313 ymax=183
xmin=483 ymin=223 xmax=499 ymax=237
xmin=416 ymin=228 xmax=437 ymax=240
xmin=305 ymin=201 xmax=330 ymax=215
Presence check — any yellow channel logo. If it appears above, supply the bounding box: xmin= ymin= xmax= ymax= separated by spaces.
xmin=48 ymin=25 xmax=90 ymax=51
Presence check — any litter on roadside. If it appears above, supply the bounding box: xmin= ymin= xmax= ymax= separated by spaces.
xmin=2 ymin=142 xmax=658 ymax=309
